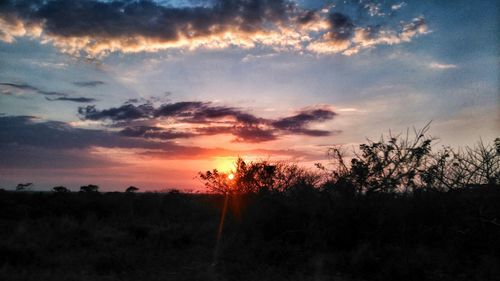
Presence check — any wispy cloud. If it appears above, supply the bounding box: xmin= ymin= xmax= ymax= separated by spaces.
xmin=0 ymin=82 xmax=66 ymax=97
xmin=73 ymin=81 xmax=105 ymax=87
xmin=1 ymin=81 xmax=97 ymax=102
xmin=428 ymin=62 xmax=458 ymax=70
xmin=46 ymin=97 xmax=97 ymax=103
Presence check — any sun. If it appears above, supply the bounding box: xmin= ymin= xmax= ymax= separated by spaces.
xmin=227 ymin=173 xmax=235 ymax=180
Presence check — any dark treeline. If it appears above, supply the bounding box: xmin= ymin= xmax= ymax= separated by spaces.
xmin=0 ymin=127 xmax=499 ymax=281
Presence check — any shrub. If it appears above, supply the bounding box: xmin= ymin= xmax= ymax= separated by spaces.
xmin=52 ymin=186 xmax=70 ymax=193
xmin=80 ymin=184 xmax=99 ymax=193
xmin=199 ymin=158 xmax=320 ymax=194
xmin=125 ymin=186 xmax=139 ymax=193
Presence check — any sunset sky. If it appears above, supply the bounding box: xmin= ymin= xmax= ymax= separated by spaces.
xmin=0 ymin=0 xmax=498 ymax=191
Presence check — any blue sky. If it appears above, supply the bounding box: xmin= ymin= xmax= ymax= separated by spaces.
xmin=0 ymin=0 xmax=498 ymax=191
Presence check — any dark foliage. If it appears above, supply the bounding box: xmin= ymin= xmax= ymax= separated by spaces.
xmin=0 ymin=187 xmax=499 ymax=281
xmin=1 ymin=128 xmax=498 ymax=280
xmin=125 ymin=186 xmax=139 ymax=193
xmin=80 ymin=184 xmax=99 ymax=193
xmin=15 ymin=183 xmax=33 ymax=191
xmin=51 ymin=186 xmax=69 ymax=193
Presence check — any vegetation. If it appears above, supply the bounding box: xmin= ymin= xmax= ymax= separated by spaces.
xmin=52 ymin=186 xmax=70 ymax=193
xmin=1 ymin=128 xmax=498 ymax=281
xmin=126 ymin=186 xmax=139 ymax=193
xmin=15 ymin=183 xmax=33 ymax=192
xmin=80 ymin=184 xmax=100 ymax=193
xmin=200 ymin=126 xmax=499 ymax=196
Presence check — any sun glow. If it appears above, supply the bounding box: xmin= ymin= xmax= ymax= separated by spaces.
xmin=214 ymin=156 xmax=237 ymax=173
xmin=227 ymin=173 xmax=235 ymax=180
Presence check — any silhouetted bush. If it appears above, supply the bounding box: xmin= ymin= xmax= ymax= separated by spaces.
xmin=125 ymin=186 xmax=139 ymax=193
xmin=79 ymin=184 xmax=99 ymax=193
xmin=323 ymin=125 xmax=499 ymax=195
xmin=199 ymin=158 xmax=320 ymax=194
xmin=15 ymin=182 xmax=32 ymax=191
xmin=51 ymin=186 xmax=69 ymax=193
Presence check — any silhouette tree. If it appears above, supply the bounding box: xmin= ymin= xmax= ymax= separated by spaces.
xmin=16 ymin=183 xmax=33 ymax=191
xmin=424 ymin=139 xmax=500 ymax=190
xmin=80 ymin=184 xmax=99 ymax=193
xmin=325 ymin=124 xmax=499 ymax=194
xmin=326 ymin=124 xmax=435 ymax=194
xmin=125 ymin=186 xmax=139 ymax=193
xmin=52 ymin=186 xmax=70 ymax=193
xmin=199 ymin=157 xmax=319 ymax=194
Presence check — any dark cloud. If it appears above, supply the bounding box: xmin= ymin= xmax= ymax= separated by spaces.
xmin=189 ymin=105 xmax=263 ymax=124
xmin=272 ymin=108 xmax=336 ymax=136
xmin=0 ymin=115 xmax=164 ymax=150
xmin=232 ymin=126 xmax=277 ymax=143
xmin=79 ymin=101 xmax=337 ymax=142
xmin=119 ymin=126 xmax=195 ymax=140
xmin=1 ymin=82 xmax=98 ymax=102
xmin=124 ymin=98 xmax=140 ymax=104
xmin=155 ymin=101 xmax=206 ymax=118
xmin=0 ymin=0 xmax=427 ymax=55
xmin=46 ymin=96 xmax=97 ymax=103
xmin=73 ymin=80 xmax=105 ymax=87
xmin=0 ymin=82 xmax=66 ymax=97
xmin=298 ymin=10 xmax=318 ymax=25
xmin=0 ymin=82 xmax=38 ymax=92
xmin=327 ymin=12 xmax=354 ymax=41
xmin=78 ymin=104 xmax=154 ymax=121
xmin=195 ymin=125 xmax=277 ymax=142
xmin=1 ymin=0 xmax=289 ymax=43
xmin=0 ymin=144 xmax=121 ymax=169
xmin=0 ymin=115 xmax=318 ymax=171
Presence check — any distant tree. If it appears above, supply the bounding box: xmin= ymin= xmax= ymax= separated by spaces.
xmin=125 ymin=186 xmax=139 ymax=193
xmin=168 ymin=189 xmax=181 ymax=195
xmin=52 ymin=186 xmax=70 ymax=193
xmin=16 ymin=183 xmax=33 ymax=191
xmin=80 ymin=184 xmax=99 ymax=193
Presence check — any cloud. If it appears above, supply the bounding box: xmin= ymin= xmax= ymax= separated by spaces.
xmin=119 ymin=126 xmax=196 ymax=140
xmin=78 ymin=104 xmax=154 ymax=121
xmin=0 ymin=115 xmax=320 ymax=170
xmin=0 ymin=144 xmax=120 ymax=169
xmin=308 ymin=15 xmax=428 ymax=55
xmin=0 ymin=0 xmax=429 ymax=56
xmin=272 ymin=108 xmax=336 ymax=136
xmin=78 ymin=100 xmax=337 ymax=142
xmin=73 ymin=80 xmax=105 ymax=87
xmin=1 ymin=81 xmax=97 ymax=102
xmin=0 ymin=82 xmax=66 ymax=97
xmin=391 ymin=2 xmax=406 ymax=10
xmin=192 ymin=124 xmax=278 ymax=143
xmin=0 ymin=115 xmax=165 ymax=150
xmin=428 ymin=62 xmax=458 ymax=70
xmin=46 ymin=96 xmax=97 ymax=103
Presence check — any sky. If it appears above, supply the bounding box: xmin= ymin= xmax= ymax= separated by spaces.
xmin=0 ymin=0 xmax=498 ymax=191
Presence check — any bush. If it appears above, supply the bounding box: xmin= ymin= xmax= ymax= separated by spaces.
xmin=79 ymin=184 xmax=99 ymax=193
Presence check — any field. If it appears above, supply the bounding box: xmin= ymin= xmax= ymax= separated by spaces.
xmin=1 ymin=187 xmax=499 ymax=281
